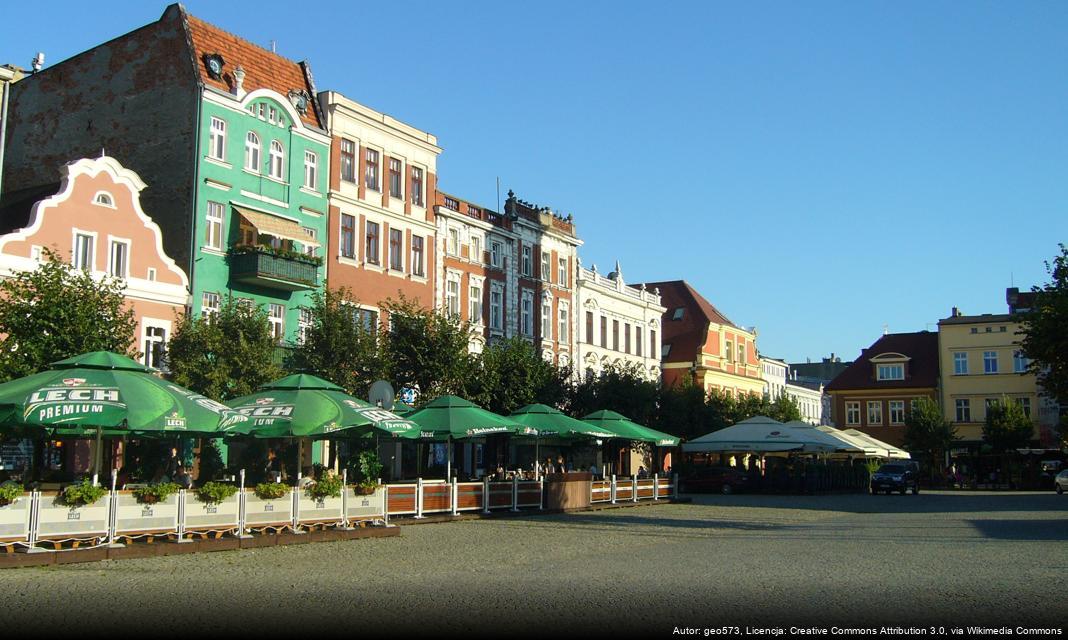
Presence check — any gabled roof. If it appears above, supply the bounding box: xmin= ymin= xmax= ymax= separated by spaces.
xmin=180 ymin=5 xmax=323 ymax=130
xmin=643 ymin=280 xmax=736 ymax=328
xmin=825 ymin=331 xmax=939 ymax=391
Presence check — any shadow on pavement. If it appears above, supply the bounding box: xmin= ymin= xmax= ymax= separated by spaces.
xmin=681 ymin=490 xmax=1068 ymax=515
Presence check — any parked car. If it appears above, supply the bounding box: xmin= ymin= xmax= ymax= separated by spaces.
xmin=870 ymin=463 xmax=919 ymax=495
xmin=681 ymin=466 xmax=751 ymax=494
xmin=1055 ymin=470 xmax=1068 ymax=495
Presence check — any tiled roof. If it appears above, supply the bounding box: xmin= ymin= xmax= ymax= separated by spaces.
xmin=938 ymin=313 xmax=1014 ymax=325
xmin=644 ymin=280 xmax=736 ymax=328
xmin=641 ymin=280 xmax=740 ymax=364
xmin=825 ymin=331 xmax=940 ymax=391
xmin=181 ymin=7 xmax=323 ymax=130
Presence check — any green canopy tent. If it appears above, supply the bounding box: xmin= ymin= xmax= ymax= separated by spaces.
xmin=225 ymin=374 xmax=420 ymax=481
xmin=509 ymin=404 xmax=616 ymax=474
xmin=0 ymin=351 xmax=249 ymax=481
xmin=581 ymin=410 xmax=680 ymax=475
xmin=405 ymin=395 xmax=527 ymax=479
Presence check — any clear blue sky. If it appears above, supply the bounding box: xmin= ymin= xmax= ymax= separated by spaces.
xmin=4 ymin=1 xmax=1066 ymax=363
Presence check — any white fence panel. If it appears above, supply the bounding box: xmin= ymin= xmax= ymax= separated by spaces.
xmin=34 ymin=492 xmax=112 ymax=546
xmin=0 ymin=492 xmax=32 ymax=548
xmin=112 ymin=491 xmax=179 ymax=539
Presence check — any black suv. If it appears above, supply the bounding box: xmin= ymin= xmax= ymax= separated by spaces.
xmin=870 ymin=462 xmax=919 ymax=495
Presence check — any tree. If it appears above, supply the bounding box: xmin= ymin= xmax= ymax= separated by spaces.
xmin=166 ymin=296 xmax=282 ymax=401
xmin=1017 ymin=243 xmax=1068 ymax=405
xmin=768 ymin=392 xmax=803 ymax=423
xmin=468 ymin=337 xmax=569 ymax=415
xmin=656 ymin=379 xmax=721 ymax=441
xmin=566 ymin=361 xmax=659 ymax=426
xmin=982 ymin=397 xmax=1035 ymax=452
xmin=287 ymin=287 xmax=384 ymax=396
xmin=903 ymin=397 xmax=957 ymax=475
xmin=382 ymin=296 xmax=475 ymax=401
xmin=0 ymin=248 xmax=137 ymax=381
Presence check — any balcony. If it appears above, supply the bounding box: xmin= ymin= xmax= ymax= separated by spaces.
xmin=229 ymin=247 xmax=319 ymax=291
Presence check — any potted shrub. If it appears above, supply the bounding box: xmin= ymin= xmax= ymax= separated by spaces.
xmin=254 ymin=481 xmax=290 ymax=500
xmin=194 ymin=481 xmax=239 ymax=505
xmin=354 ymin=479 xmax=379 ymax=496
xmin=0 ymin=481 xmax=22 ymax=507
xmin=353 ymin=449 xmax=383 ymax=495
xmin=132 ymin=482 xmax=180 ymax=505
xmin=307 ymin=473 xmax=343 ymax=501
xmin=59 ymin=479 xmax=108 ymax=507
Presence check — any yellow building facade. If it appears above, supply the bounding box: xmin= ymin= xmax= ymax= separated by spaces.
xmin=937 ymin=311 xmax=1040 ymax=444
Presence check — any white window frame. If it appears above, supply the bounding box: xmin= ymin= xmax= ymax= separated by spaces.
xmin=389 ymin=227 xmax=404 ymax=272
xmin=142 ymin=319 xmax=170 ymax=370
xmin=490 ymin=240 xmax=502 ymax=268
xmin=953 ymin=352 xmax=968 ymax=375
xmin=298 ymin=307 xmax=313 ymax=345
xmin=269 ymin=140 xmax=285 ymax=180
xmin=470 ymin=235 xmax=482 ymax=264
xmin=303 ymin=150 xmax=317 ymax=190
xmin=268 ymin=303 xmax=286 ymax=343
xmin=876 ymin=363 xmax=904 ymax=381
xmin=489 ymin=283 xmax=504 ymax=331
xmin=202 ymin=292 xmax=221 ymax=320
xmin=205 ymin=201 xmax=225 ymax=251
xmin=541 ymin=252 xmax=551 ymax=282
xmin=1013 ymin=350 xmax=1028 ymax=373
xmin=107 ymin=236 xmax=130 ymax=279
xmin=245 ymin=131 xmax=261 ymax=172
xmin=540 ymin=296 xmax=552 ymax=338
xmin=469 ymin=280 xmax=483 ymax=326
xmin=867 ymin=401 xmax=883 ymax=426
xmin=340 ymin=213 xmax=356 ymax=259
xmin=521 ymin=289 xmax=534 ymax=336
xmin=72 ymin=229 xmax=97 ymax=271
xmin=558 ymin=257 xmax=567 ymax=286
xmin=447 ymin=228 xmax=459 ymax=256
xmin=92 ymin=191 xmax=116 ymax=208
xmin=955 ymin=399 xmax=971 ymax=422
xmin=340 ymin=138 xmax=356 ymax=183
xmin=845 ymin=401 xmax=860 ymax=426
xmin=889 ymin=400 xmax=905 ymax=425
xmin=209 ymin=117 xmax=227 ymax=161
xmin=558 ymin=302 xmax=569 ymax=343
xmin=522 ymin=246 xmax=532 ymax=276
xmin=446 ymin=275 xmax=461 ymax=318
xmin=365 ymin=220 xmax=381 ymax=265
xmin=411 ymin=235 xmax=425 ymax=277
xmin=983 ymin=351 xmax=998 ymax=374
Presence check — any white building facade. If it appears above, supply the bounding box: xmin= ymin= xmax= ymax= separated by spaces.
xmin=760 ymin=357 xmax=789 ymax=400
xmin=575 ymin=261 xmax=665 ymax=382
xmin=785 ymin=381 xmax=827 ymax=425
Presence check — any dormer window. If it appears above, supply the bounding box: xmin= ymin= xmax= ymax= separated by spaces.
xmin=672 ymin=307 xmax=685 ymax=321
xmin=93 ymin=191 xmax=115 ymax=208
xmin=876 ymin=364 xmax=904 ymax=381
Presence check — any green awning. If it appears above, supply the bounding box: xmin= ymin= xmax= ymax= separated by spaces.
xmin=581 ymin=410 xmax=681 ymax=446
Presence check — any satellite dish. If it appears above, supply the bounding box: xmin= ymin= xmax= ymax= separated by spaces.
xmin=368 ymin=380 xmax=395 ymax=410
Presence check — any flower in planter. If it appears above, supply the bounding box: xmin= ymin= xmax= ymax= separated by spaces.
xmin=194 ymin=481 xmax=238 ymax=505
xmin=254 ymin=482 xmax=290 ymax=500
xmin=0 ymin=481 xmax=22 ymax=506
xmin=59 ymin=480 xmax=108 ymax=507
xmin=132 ymin=482 xmax=180 ymax=505
xmin=306 ymin=473 xmax=343 ymax=500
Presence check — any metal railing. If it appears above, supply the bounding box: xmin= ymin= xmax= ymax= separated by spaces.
xmin=590 ymin=474 xmax=677 ymax=504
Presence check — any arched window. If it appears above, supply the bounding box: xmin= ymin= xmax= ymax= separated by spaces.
xmin=269 ymin=141 xmax=284 ymax=180
xmin=245 ymin=132 xmax=261 ymax=172
xmin=92 ymin=191 xmax=115 ymax=207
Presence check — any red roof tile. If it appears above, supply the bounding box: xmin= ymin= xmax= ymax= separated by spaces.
xmin=825 ymin=331 xmax=940 ymax=391
xmin=642 ymin=280 xmax=739 ymax=364
xmin=181 ymin=8 xmax=322 ymax=130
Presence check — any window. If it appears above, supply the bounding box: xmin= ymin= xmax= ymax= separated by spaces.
xmin=269 ymin=141 xmax=285 ymax=180
xmin=245 ymin=132 xmax=260 ymax=171
xmin=521 ymin=291 xmax=534 ymax=336
xmin=389 ymin=228 xmax=403 ymax=271
xmin=412 ymin=235 xmax=425 ymax=276
xmin=867 ymin=401 xmax=883 ymax=425
xmin=389 ymin=158 xmax=403 ymax=198
xmin=209 ymin=117 xmax=226 ymax=160
xmin=541 ymin=252 xmax=551 ymax=282
xmin=94 ymin=192 xmax=114 ymax=207
xmin=490 ymin=241 xmax=502 ymax=268
xmin=672 ymin=307 xmax=685 ymax=321
xmin=635 ymin=325 xmax=643 ymax=357
xmin=558 ymin=258 xmax=567 ymax=286
xmin=612 ymin=320 xmax=620 ymax=351
xmin=490 ymin=286 xmax=503 ymax=330
xmin=303 ymin=151 xmax=317 ymax=189
xmin=726 ymin=341 xmax=733 ymax=363
xmin=1013 ymin=350 xmax=1028 ymax=373
xmin=953 ymin=352 xmax=968 ymax=375
xmin=983 ymin=351 xmax=998 ymax=374
xmin=889 ymin=400 xmax=905 ymax=425
xmin=522 ymin=246 xmax=532 ymax=276
xmin=1018 ymin=397 xmax=1031 ymax=418
xmin=147 ymin=268 xmax=156 ymax=281
xmin=846 ymin=402 xmax=860 ymax=425
xmin=559 ymin=303 xmax=568 ymax=344
xmin=202 ymin=292 xmax=221 ymax=320
xmin=541 ymin=299 xmax=552 ymax=338
xmin=302 ymin=228 xmax=318 ymax=257
xmin=340 ymin=214 xmax=356 ymax=259
xmin=143 ymin=326 xmax=166 ymax=369
xmin=365 ymin=221 xmax=380 ymax=264
xmin=585 ymin=311 xmax=594 ymax=343
xmin=268 ymin=304 xmax=285 ymax=342
xmin=108 ymin=240 xmax=128 ymax=278
xmin=600 ymin=316 xmax=607 ymax=349
xmin=410 ymin=166 xmax=424 ymax=206
xmin=738 ymin=343 xmax=745 ymax=364
xmin=73 ymin=233 xmax=94 ymax=271
xmin=876 ymin=363 xmax=904 ymax=381
xmin=624 ymin=323 xmax=631 ymax=354
xmin=447 ymin=229 xmax=459 ymax=256
xmin=471 ymin=236 xmax=482 ymax=263
xmin=469 ymin=283 xmax=482 ymax=324
xmin=205 ymin=202 xmax=224 ymax=250
xmin=357 ymin=308 xmax=378 ymax=334
xmin=340 ymin=139 xmax=356 ymax=183
xmin=365 ymin=148 xmax=380 ymax=191
xmin=298 ymin=308 xmax=313 ymax=345
xmin=955 ymin=399 xmax=971 ymax=422
xmin=910 ymin=398 xmax=919 ymax=415
xmin=446 ymin=278 xmax=460 ymax=318
xmin=650 ymin=329 xmax=657 ymax=360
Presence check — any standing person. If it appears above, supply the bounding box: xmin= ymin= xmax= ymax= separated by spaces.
xmin=163 ymin=447 xmax=182 ymax=483
xmin=556 ymin=455 xmax=566 ymax=475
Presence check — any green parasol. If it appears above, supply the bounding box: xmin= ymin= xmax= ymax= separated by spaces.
xmin=224 ymin=374 xmax=420 ymax=439
xmin=405 ymin=395 xmax=527 ymax=440
xmin=509 ymin=404 xmax=611 ymax=440
xmin=0 ymin=351 xmax=248 ymax=436
xmin=581 ymin=410 xmax=681 ymax=446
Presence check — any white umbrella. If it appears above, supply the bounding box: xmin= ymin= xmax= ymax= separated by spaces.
xmin=783 ymin=421 xmax=865 ymax=454
xmin=682 ymin=416 xmax=838 ymax=454
xmin=840 ymin=429 xmax=911 ymax=459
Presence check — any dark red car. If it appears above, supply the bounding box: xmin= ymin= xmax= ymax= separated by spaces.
xmin=680 ymin=466 xmax=751 ymax=494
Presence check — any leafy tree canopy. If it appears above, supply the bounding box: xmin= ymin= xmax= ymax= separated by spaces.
xmin=0 ymin=248 xmax=137 ymax=381
xmin=469 ymin=337 xmax=569 ymax=415
xmin=982 ymin=397 xmax=1034 ymax=452
xmin=903 ymin=396 xmax=957 ymax=456
xmin=1018 ymin=243 xmax=1068 ymax=406
xmin=382 ymin=296 xmax=474 ymax=401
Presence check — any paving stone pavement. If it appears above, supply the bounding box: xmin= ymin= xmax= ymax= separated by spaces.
xmin=0 ymin=491 xmax=1064 ymax=637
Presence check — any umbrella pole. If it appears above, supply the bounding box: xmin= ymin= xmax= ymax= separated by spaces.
xmin=446 ymin=436 xmax=452 ymax=481
xmin=535 ymin=438 xmax=540 ymax=478
xmin=296 ymin=438 xmax=303 ymax=484
xmin=92 ymin=425 xmax=102 ymax=485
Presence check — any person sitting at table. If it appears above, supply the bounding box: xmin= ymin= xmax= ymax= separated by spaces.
xmin=637 ymin=465 xmax=648 ymax=479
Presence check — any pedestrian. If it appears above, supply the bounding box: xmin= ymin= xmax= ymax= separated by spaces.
xmin=163 ymin=447 xmax=182 ymax=483
xmin=556 ymin=455 xmax=565 ymax=474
